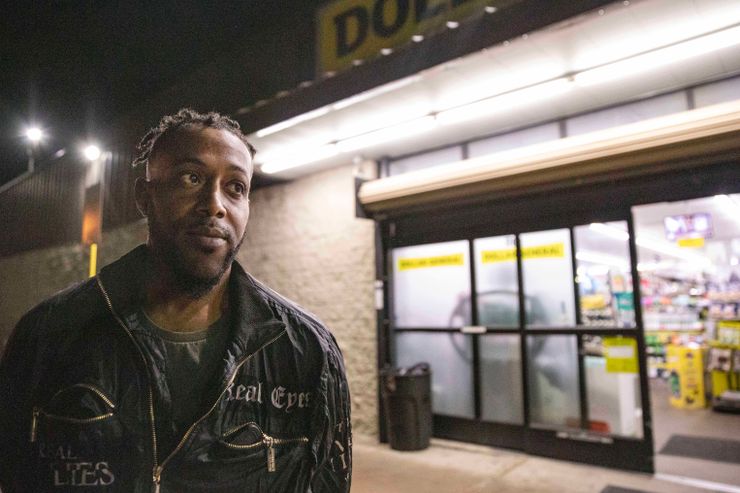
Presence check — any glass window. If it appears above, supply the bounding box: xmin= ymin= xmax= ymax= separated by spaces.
xmin=694 ymin=76 xmax=740 ymax=107
xmin=583 ymin=335 xmax=643 ymax=438
xmin=480 ymin=335 xmax=523 ymax=424
xmin=527 ymin=335 xmax=580 ymax=429
xmin=521 ymin=229 xmax=576 ymax=327
xmin=389 ymin=146 xmax=463 ymax=176
xmin=473 ymin=235 xmax=519 ymax=327
xmin=392 ymin=240 xmax=471 ymax=328
xmin=566 ymin=92 xmax=687 ymax=136
xmin=467 ymin=123 xmax=560 ymax=159
xmin=395 ymin=332 xmax=474 ymax=418
xmin=574 ymin=222 xmax=636 ymax=328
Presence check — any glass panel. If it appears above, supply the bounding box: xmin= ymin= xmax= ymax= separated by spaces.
xmin=574 ymin=222 xmax=636 ymax=328
xmin=584 ymin=335 xmax=644 ymax=438
xmin=566 ymin=92 xmax=687 ymax=136
xmin=694 ymin=75 xmax=740 ymax=107
xmin=392 ymin=240 xmax=471 ymax=328
xmin=480 ymin=335 xmax=523 ymax=424
xmin=473 ymin=235 xmax=519 ymax=327
xmin=521 ymin=229 xmax=576 ymax=327
xmin=395 ymin=332 xmax=474 ymax=418
xmin=389 ymin=146 xmax=463 ymax=176
xmin=527 ymin=335 xmax=580 ymax=429
xmin=468 ymin=123 xmax=560 ymax=159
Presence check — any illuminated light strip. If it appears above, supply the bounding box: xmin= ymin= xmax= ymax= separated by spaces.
xmin=336 ymin=116 xmax=437 ymax=152
xmin=255 ymin=107 xmax=330 ymax=138
xmin=635 ymin=236 xmax=708 ymax=264
xmin=260 ymin=145 xmax=338 ymax=174
xmin=435 ymin=78 xmax=572 ymax=126
xmin=574 ymin=24 xmax=740 ymax=86
xmin=575 ymin=251 xmax=629 ymax=269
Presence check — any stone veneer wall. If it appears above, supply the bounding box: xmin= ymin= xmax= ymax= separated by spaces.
xmin=237 ymin=163 xmax=378 ymax=437
xmin=0 ymin=163 xmax=378 ymax=437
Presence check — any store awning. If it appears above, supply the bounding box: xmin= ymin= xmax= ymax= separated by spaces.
xmin=357 ymin=100 xmax=740 ymax=214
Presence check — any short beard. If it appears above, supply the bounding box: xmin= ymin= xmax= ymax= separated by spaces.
xmin=147 ymin=217 xmax=245 ymax=299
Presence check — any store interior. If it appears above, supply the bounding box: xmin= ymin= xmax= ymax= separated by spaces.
xmin=582 ymin=193 xmax=740 ymax=485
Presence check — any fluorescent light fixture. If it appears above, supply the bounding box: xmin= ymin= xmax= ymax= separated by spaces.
xmin=575 ymin=250 xmax=629 ymax=269
xmin=635 ymin=236 xmax=708 ymax=264
xmin=574 ymin=24 xmax=740 ymax=86
xmin=714 ymin=194 xmax=740 ymax=215
xmin=332 ymin=75 xmax=421 ymax=110
xmin=336 ymin=116 xmax=437 ymax=152
xmin=436 ymin=78 xmax=571 ymax=125
xmin=260 ymin=144 xmax=338 ymax=174
xmin=255 ymin=107 xmax=330 ymax=138
xmin=589 ymin=222 xmax=630 ymax=241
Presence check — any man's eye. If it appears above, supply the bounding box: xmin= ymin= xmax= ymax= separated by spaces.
xmin=181 ymin=173 xmax=200 ymax=187
xmin=228 ymin=182 xmax=246 ymax=195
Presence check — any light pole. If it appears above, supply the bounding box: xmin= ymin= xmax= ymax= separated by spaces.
xmin=82 ymin=143 xmax=104 ymax=278
xmin=24 ymin=126 xmax=44 ymax=173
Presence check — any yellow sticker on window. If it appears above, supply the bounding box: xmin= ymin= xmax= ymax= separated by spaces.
xmin=398 ymin=253 xmax=464 ymax=271
xmin=523 ymin=242 xmax=565 ymax=259
xmin=603 ymin=337 xmax=638 ymax=373
xmin=677 ymin=237 xmax=704 ymax=248
xmin=481 ymin=248 xmax=516 ymax=263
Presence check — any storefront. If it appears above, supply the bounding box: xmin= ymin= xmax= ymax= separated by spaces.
xmin=239 ymin=0 xmax=740 ymax=478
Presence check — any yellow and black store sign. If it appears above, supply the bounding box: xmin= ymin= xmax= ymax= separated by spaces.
xmin=318 ymin=0 xmax=507 ymax=73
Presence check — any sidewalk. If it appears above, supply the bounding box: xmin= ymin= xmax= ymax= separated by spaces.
xmin=351 ymin=435 xmax=735 ymax=493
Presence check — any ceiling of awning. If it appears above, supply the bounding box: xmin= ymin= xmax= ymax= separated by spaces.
xmin=247 ymin=0 xmax=740 ymax=180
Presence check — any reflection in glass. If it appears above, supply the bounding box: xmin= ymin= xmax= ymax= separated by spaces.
xmin=395 ymin=332 xmax=474 ymax=418
xmin=575 ymin=222 xmax=635 ymax=328
xmin=583 ymin=335 xmax=643 ymax=438
xmin=521 ymin=229 xmax=576 ymax=327
xmin=392 ymin=240 xmax=471 ymax=328
xmin=474 ymin=235 xmax=519 ymax=327
xmin=480 ymin=335 xmax=523 ymax=424
xmin=527 ymin=335 xmax=580 ymax=429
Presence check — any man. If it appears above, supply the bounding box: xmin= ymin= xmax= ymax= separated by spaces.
xmin=0 ymin=109 xmax=352 ymax=492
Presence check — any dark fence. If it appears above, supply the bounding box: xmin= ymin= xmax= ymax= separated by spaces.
xmin=0 ymin=143 xmax=143 ymax=258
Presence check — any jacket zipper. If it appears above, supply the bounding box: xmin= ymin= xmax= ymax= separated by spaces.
xmin=96 ymin=278 xmax=159 ymax=493
xmin=221 ymin=422 xmax=309 ymax=473
xmin=153 ymin=329 xmax=287 ymax=488
xmin=97 ymin=275 xmax=287 ymax=492
xmin=30 ymin=407 xmax=114 ymax=443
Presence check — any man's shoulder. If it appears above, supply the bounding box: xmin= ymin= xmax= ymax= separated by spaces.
xmin=15 ymin=277 xmax=102 ymax=336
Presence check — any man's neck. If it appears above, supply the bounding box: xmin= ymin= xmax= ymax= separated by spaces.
xmin=143 ymin=264 xmax=231 ymax=333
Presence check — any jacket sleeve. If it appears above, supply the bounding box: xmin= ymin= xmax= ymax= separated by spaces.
xmin=308 ymin=338 xmax=352 ymax=493
xmin=0 ymin=306 xmax=48 ymax=493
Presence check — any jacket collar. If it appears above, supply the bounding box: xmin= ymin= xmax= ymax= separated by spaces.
xmin=97 ymin=244 xmax=286 ymax=361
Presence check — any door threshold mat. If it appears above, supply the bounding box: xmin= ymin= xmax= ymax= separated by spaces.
xmin=601 ymin=486 xmax=654 ymax=493
xmin=659 ymin=435 xmax=740 ymax=464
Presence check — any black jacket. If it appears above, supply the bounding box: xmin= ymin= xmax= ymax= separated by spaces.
xmin=0 ymin=246 xmax=352 ymax=492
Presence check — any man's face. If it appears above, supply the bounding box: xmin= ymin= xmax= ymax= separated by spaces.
xmin=138 ymin=126 xmax=253 ymax=296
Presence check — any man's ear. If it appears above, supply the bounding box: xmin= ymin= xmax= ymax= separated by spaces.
xmin=134 ymin=177 xmax=150 ymax=217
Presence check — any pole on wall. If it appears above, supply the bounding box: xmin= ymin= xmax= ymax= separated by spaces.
xmin=89 ymin=243 xmax=98 ymax=278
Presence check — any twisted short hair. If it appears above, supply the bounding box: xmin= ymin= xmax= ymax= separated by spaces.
xmin=132 ymin=108 xmax=256 ymax=170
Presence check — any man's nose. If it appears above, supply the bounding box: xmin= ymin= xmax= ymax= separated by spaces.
xmin=197 ymin=183 xmax=226 ymax=218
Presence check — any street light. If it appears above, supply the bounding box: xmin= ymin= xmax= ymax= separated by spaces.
xmin=25 ymin=127 xmax=43 ymax=143
xmin=24 ymin=126 xmax=45 ymax=173
xmin=83 ymin=144 xmax=101 ymax=161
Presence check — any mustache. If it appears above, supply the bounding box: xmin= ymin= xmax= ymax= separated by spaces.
xmin=186 ymin=221 xmax=233 ymax=242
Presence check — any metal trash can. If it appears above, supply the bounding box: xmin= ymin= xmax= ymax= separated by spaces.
xmin=381 ymin=362 xmax=432 ymax=451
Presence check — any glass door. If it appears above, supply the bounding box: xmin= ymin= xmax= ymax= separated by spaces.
xmin=388 ymin=218 xmax=653 ymax=472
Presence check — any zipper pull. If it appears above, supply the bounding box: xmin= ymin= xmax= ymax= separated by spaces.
xmin=264 ymin=436 xmax=276 ymax=473
xmin=152 ymin=466 xmax=162 ymax=493
xmin=30 ymin=407 xmax=40 ymax=443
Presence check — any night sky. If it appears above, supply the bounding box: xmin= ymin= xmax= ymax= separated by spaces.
xmin=0 ymin=1 xmax=322 ymax=186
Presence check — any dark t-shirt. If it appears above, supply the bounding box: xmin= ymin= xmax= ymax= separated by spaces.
xmin=138 ymin=309 xmax=231 ymax=433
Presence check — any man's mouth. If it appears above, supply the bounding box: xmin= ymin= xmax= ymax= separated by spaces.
xmin=186 ymin=227 xmax=229 ymax=249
